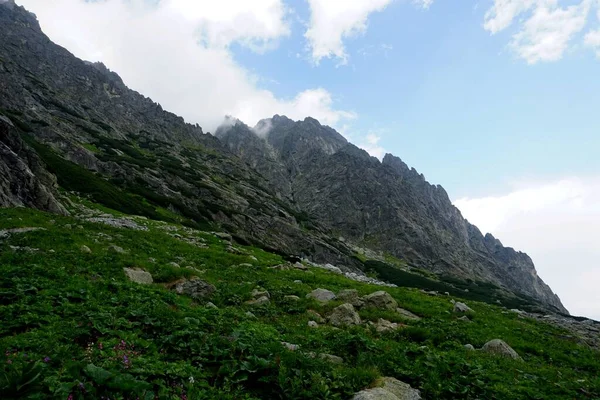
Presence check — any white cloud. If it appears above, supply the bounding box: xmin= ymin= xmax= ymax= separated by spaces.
xmin=304 ymin=0 xmax=394 ymax=64
xmin=17 ymin=0 xmax=354 ymax=131
xmin=484 ymin=0 xmax=595 ymax=64
xmin=584 ymin=10 xmax=600 ymax=56
xmin=413 ymin=0 xmax=434 ymax=9
xmin=455 ymin=177 xmax=600 ymax=320
xmin=358 ymin=133 xmax=386 ymax=159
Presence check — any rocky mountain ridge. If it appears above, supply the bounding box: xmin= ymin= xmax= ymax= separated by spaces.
xmin=0 ymin=1 xmax=566 ymax=313
xmin=216 ymin=118 xmax=567 ymax=313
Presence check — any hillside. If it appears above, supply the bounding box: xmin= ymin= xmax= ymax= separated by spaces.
xmin=1 ymin=201 xmax=599 ymax=399
xmin=1 ymin=1 xmax=599 ymax=398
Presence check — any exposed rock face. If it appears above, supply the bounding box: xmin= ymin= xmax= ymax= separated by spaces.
xmin=0 ymin=2 xmax=362 ymax=273
xmin=0 ymin=117 xmax=66 ymax=214
xmin=217 ymin=117 xmax=567 ymax=313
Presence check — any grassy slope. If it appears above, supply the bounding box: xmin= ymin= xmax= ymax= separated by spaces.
xmin=0 ymin=205 xmax=599 ymax=400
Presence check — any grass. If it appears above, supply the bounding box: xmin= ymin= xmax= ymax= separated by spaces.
xmin=0 ymin=205 xmax=599 ymax=399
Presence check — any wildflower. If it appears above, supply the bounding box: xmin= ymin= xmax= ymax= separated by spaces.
xmin=189 ymin=376 xmax=194 ymax=384
xmin=7 ymin=360 xmax=12 ymax=364
xmin=67 ymin=394 xmax=74 ymax=400
xmin=43 ymin=356 xmax=51 ymax=363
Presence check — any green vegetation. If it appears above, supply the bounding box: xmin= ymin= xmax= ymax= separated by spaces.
xmin=1 ymin=205 xmax=599 ymax=399
xmin=365 ymin=260 xmax=545 ymax=312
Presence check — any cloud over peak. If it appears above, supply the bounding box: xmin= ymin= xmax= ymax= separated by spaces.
xmin=18 ymin=0 xmax=354 ymax=132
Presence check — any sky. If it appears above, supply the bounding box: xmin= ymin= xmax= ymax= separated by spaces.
xmin=15 ymin=0 xmax=600 ymax=320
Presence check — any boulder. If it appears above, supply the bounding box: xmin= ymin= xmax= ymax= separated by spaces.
xmin=453 ymin=302 xmax=474 ymax=313
xmin=80 ymin=245 xmax=92 ymax=253
xmin=378 ymin=377 xmax=422 ymax=400
xmin=245 ymin=296 xmax=270 ymax=306
xmin=374 ymin=318 xmax=400 ymax=333
xmin=364 ymin=291 xmax=398 ymax=311
xmin=396 ymin=308 xmax=421 ymax=321
xmin=281 ymin=342 xmax=299 ymax=351
xmin=174 ymin=278 xmax=216 ymax=299
xmin=306 ymin=288 xmax=336 ymax=303
xmin=123 ymin=268 xmax=153 ymax=285
xmin=251 ymin=288 xmax=270 ymax=299
xmin=108 ymin=245 xmax=126 ymax=254
xmin=352 ymin=388 xmax=398 ymax=400
xmin=329 ymin=303 xmax=361 ymax=327
xmin=308 ymin=320 xmax=318 ymax=328
xmin=481 ymin=339 xmax=522 ymax=360
xmin=337 ymin=289 xmax=364 ymax=306
xmin=464 ymin=344 xmax=475 ymax=351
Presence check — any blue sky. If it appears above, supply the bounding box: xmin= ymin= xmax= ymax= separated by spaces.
xmin=16 ymin=0 xmax=600 ymax=320
xmin=232 ymin=0 xmax=600 ymax=197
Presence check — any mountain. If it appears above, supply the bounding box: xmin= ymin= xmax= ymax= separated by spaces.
xmin=0 ymin=1 xmax=566 ymax=314
xmin=216 ymin=118 xmax=567 ymax=313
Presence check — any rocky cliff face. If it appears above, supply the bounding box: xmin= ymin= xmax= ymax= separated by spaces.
xmin=217 ymin=118 xmax=567 ymax=313
xmin=0 ymin=115 xmax=66 ymax=214
xmin=0 ymin=1 xmax=566 ymax=313
xmin=0 ymin=1 xmax=361 ymax=270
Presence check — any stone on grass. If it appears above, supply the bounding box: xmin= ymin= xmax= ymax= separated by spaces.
xmin=281 ymin=342 xmax=299 ymax=351
xmin=284 ymin=295 xmax=300 ymax=301
xmin=245 ymin=296 xmax=270 ymax=306
xmin=306 ymin=288 xmax=336 ymax=303
xmin=329 ymin=303 xmax=361 ymax=327
xmin=308 ymin=320 xmax=318 ymax=328
xmin=251 ymin=288 xmax=270 ymax=299
xmin=453 ymin=302 xmax=474 ymax=313
xmin=123 ymin=268 xmax=153 ymax=285
xmin=364 ymin=291 xmax=398 ymax=311
xmin=80 ymin=245 xmax=91 ymax=253
xmin=174 ymin=278 xmax=216 ymax=299
xmin=396 ymin=308 xmax=421 ymax=321
xmin=464 ymin=344 xmax=475 ymax=351
xmin=374 ymin=319 xmax=401 ymax=333
xmin=108 ymin=245 xmax=126 ymax=254
xmin=481 ymin=339 xmax=522 ymax=360
xmin=377 ymin=377 xmax=422 ymax=400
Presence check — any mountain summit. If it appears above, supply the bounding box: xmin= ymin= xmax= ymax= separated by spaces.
xmin=0 ymin=1 xmax=565 ymax=313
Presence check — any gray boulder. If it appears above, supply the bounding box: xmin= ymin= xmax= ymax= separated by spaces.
xmin=481 ymin=339 xmax=522 ymax=360
xmin=352 ymin=377 xmax=421 ymax=400
xmin=306 ymin=288 xmax=336 ymax=303
xmin=174 ymin=278 xmax=216 ymax=299
xmin=123 ymin=268 xmax=153 ymax=285
xmin=329 ymin=303 xmax=361 ymax=327
xmin=245 ymin=296 xmax=270 ymax=306
xmin=108 ymin=245 xmax=126 ymax=254
xmin=337 ymin=289 xmax=364 ymax=306
xmin=453 ymin=302 xmax=474 ymax=313
xmin=364 ymin=291 xmax=398 ymax=311
xmin=396 ymin=308 xmax=421 ymax=321
xmin=374 ymin=318 xmax=401 ymax=333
